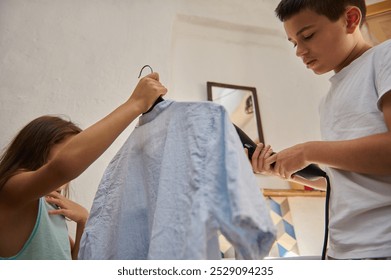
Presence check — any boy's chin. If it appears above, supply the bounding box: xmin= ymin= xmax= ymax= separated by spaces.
xmin=312 ymin=70 xmax=324 ymax=75
xmin=311 ymin=68 xmax=332 ymax=75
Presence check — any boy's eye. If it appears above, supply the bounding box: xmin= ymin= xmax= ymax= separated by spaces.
xmin=303 ymin=33 xmax=314 ymax=40
xmin=289 ymin=41 xmax=297 ymax=48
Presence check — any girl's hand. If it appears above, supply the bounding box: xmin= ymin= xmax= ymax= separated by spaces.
xmin=127 ymin=72 xmax=168 ymax=114
xmin=45 ymin=191 xmax=89 ymax=224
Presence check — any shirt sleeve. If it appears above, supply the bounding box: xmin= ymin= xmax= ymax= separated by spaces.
xmin=204 ymin=104 xmax=276 ymax=259
xmin=376 ymin=40 xmax=391 ymax=110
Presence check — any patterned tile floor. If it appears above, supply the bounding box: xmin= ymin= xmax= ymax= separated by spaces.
xmin=220 ymin=196 xmax=299 ymax=259
xmin=267 ymin=196 xmax=299 ymax=257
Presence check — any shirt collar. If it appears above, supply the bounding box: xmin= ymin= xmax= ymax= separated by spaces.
xmin=138 ymin=99 xmax=174 ymax=126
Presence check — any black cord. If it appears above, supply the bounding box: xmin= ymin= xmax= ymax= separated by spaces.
xmin=321 ymin=175 xmax=331 ymax=260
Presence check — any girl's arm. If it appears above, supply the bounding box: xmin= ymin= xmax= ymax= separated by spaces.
xmin=45 ymin=190 xmax=88 ymax=260
xmin=71 ymin=220 xmax=86 ymax=260
xmin=3 ymin=73 xmax=167 ymax=205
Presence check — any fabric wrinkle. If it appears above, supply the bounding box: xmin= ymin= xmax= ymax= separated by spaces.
xmin=79 ymin=100 xmax=275 ymax=260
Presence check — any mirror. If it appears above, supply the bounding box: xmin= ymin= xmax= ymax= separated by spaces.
xmin=207 ymin=82 xmax=264 ymax=145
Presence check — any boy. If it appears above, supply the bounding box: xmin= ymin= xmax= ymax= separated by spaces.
xmin=252 ymin=0 xmax=391 ymax=259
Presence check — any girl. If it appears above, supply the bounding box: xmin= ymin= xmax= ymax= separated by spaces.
xmin=0 ymin=72 xmax=167 ymax=259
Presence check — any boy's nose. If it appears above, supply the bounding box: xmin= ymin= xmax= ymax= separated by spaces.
xmin=296 ymin=43 xmax=308 ymax=58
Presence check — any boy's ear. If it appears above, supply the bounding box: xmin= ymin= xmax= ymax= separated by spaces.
xmin=345 ymin=6 xmax=361 ymax=33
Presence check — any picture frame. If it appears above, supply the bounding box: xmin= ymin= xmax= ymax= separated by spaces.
xmin=207 ymin=81 xmax=265 ymax=145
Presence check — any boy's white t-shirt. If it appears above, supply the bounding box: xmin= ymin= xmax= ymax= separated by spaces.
xmin=319 ymin=40 xmax=391 ymax=259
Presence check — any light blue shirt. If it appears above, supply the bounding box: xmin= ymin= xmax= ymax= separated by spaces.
xmin=79 ymin=100 xmax=275 ymax=260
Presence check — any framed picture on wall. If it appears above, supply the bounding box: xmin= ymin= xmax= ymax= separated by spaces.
xmin=363 ymin=0 xmax=391 ymax=45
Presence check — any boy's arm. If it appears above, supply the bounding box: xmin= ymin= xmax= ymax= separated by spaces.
xmin=269 ymin=92 xmax=391 ymax=178
xmin=306 ymin=91 xmax=391 ymax=175
xmin=288 ymin=175 xmax=327 ymax=191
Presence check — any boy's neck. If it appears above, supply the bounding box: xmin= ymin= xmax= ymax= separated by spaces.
xmin=335 ymin=38 xmax=372 ymax=73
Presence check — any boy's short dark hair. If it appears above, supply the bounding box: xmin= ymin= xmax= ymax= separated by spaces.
xmin=275 ymin=0 xmax=367 ymax=26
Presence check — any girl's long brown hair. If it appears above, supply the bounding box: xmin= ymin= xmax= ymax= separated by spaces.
xmin=0 ymin=115 xmax=82 ymax=192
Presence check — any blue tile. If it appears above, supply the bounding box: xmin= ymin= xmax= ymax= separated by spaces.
xmin=283 ymin=220 xmax=296 ymax=239
xmin=277 ymin=243 xmax=288 ymax=257
xmin=269 ymin=199 xmax=282 ymax=216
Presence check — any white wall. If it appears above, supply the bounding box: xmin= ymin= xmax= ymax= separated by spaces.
xmin=289 ymin=197 xmax=325 ymax=257
xmin=0 ymin=0 xmax=331 ymax=246
xmin=366 ymin=0 xmax=384 ymax=4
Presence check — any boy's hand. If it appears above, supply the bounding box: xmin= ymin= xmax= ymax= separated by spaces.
xmin=250 ymin=143 xmax=275 ymax=175
xmin=270 ymin=143 xmax=308 ymax=180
